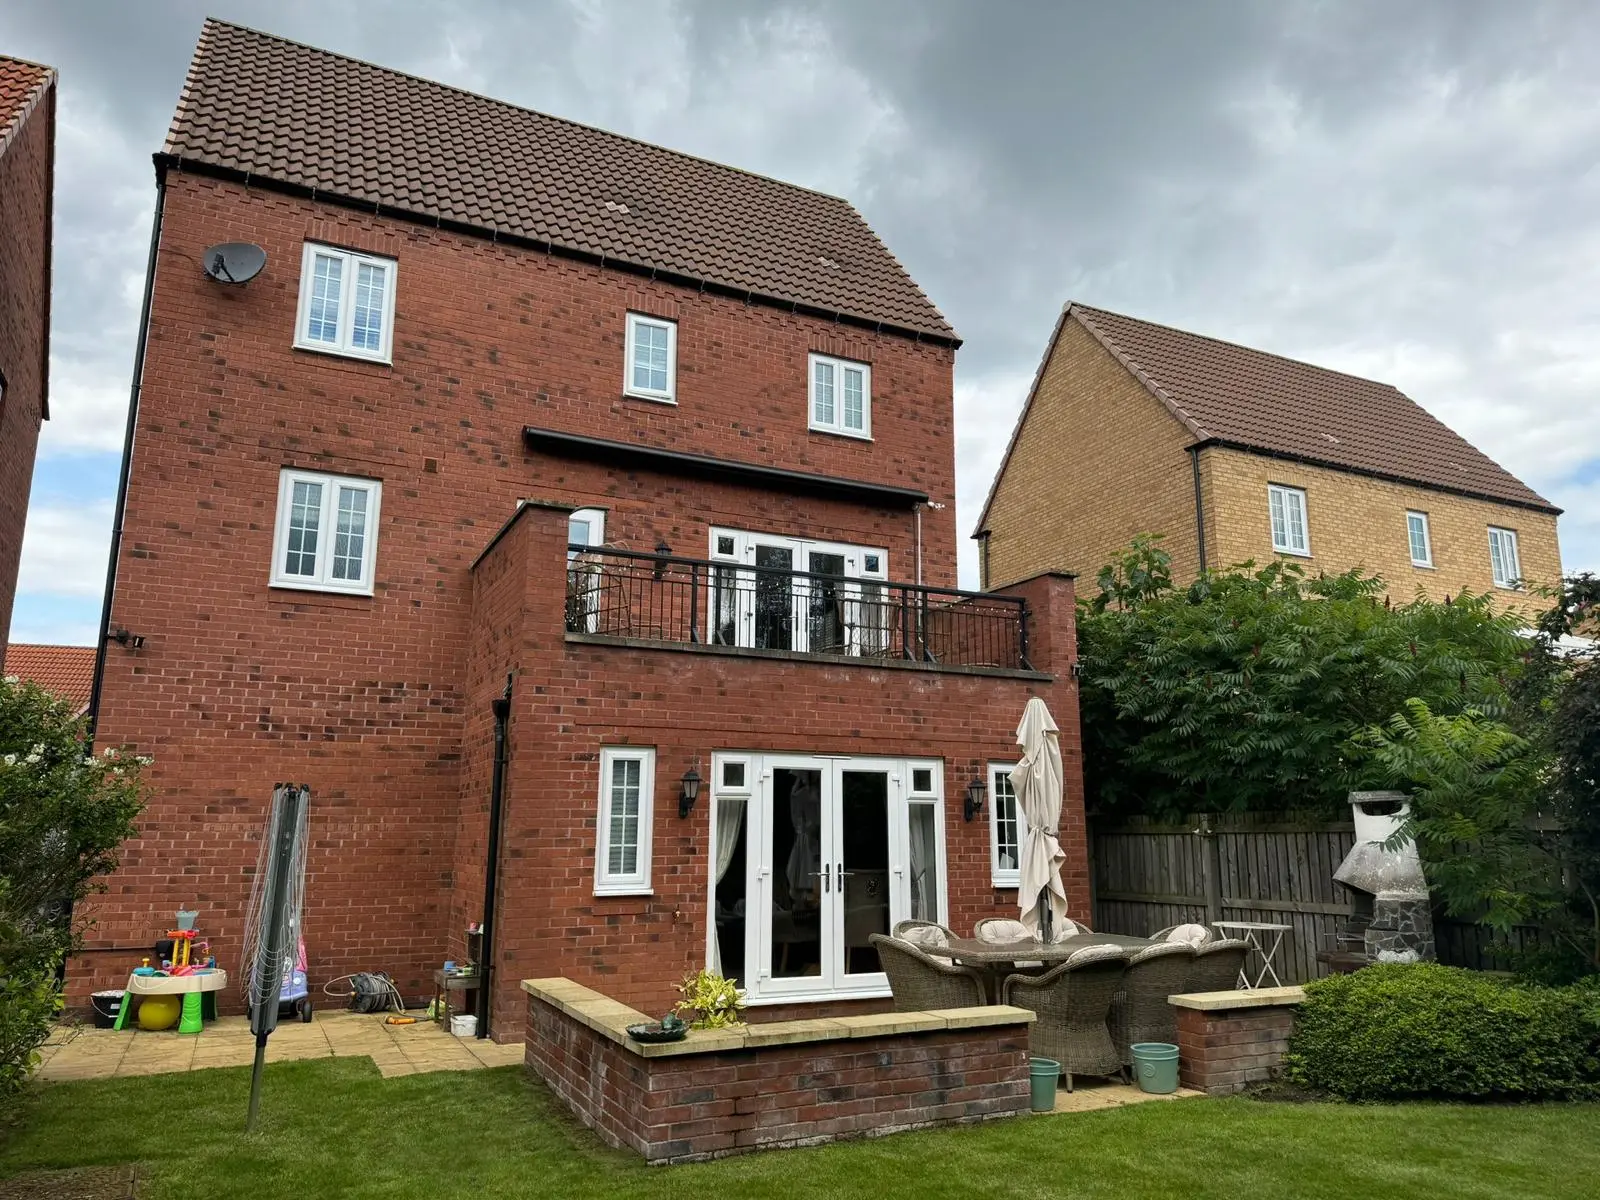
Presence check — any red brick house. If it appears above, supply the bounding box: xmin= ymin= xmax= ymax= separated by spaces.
xmin=75 ymin=21 xmax=1086 ymax=1038
xmin=0 ymin=55 xmax=55 ymax=661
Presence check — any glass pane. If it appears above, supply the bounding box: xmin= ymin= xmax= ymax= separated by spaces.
xmin=807 ymin=551 xmax=846 ymax=653
xmin=754 ymin=545 xmax=794 ymax=650
xmin=722 ymin=762 xmax=746 ymax=790
xmin=1269 ymin=489 xmax=1287 ymax=548
xmin=632 ymin=321 xmax=669 ymax=392
xmin=711 ymin=564 xmax=740 ymax=646
xmin=855 ymin=582 xmax=890 ymax=656
xmin=569 ymin=517 xmax=591 ymax=546
xmin=331 ymin=486 xmax=367 ymax=581
xmin=908 ymin=801 xmax=941 ymax=923
xmin=912 ymin=768 xmax=933 ymax=794
xmin=994 ymin=771 xmax=1020 ymax=873
xmin=771 ymin=767 xmax=823 ymax=980
xmin=842 ymin=367 xmax=864 ymax=429
xmin=306 ymin=255 xmax=343 ymax=343
xmin=1408 ymin=515 xmax=1428 ymax=563
xmin=1287 ymin=493 xmax=1306 ymax=550
xmin=813 ymin=361 xmax=835 ymax=424
xmin=607 ymin=757 xmax=642 ymax=877
xmin=351 ymin=261 xmax=387 ymax=352
xmin=283 ymin=480 xmax=323 ymax=576
xmin=714 ymin=795 xmax=749 ymax=987
xmin=841 ymin=770 xmax=890 ymax=975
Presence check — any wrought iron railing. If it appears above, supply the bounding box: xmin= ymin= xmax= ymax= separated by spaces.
xmin=565 ymin=546 xmax=1030 ymax=670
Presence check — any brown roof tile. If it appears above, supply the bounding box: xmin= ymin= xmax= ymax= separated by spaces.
xmin=161 ymin=20 xmax=956 ymax=342
xmin=3 ymin=644 xmax=94 ymax=713
xmin=0 ymin=55 xmax=54 ymax=157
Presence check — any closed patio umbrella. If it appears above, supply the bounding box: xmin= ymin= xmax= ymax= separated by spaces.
xmin=1011 ymin=697 xmax=1068 ymax=941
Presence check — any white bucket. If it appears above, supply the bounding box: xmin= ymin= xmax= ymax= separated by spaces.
xmin=450 ymin=1014 xmax=477 ymax=1037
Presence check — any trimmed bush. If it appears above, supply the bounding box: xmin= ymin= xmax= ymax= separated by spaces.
xmin=1286 ymin=963 xmax=1600 ymax=1101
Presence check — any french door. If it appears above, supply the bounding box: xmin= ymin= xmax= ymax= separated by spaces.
xmin=707 ymin=529 xmax=888 ymax=654
xmin=721 ymin=754 xmax=945 ymax=1003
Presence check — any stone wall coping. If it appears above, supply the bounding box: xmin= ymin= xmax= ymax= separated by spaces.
xmin=1168 ymin=986 xmax=1306 ymax=1012
xmin=522 ymin=977 xmax=1034 ymax=1057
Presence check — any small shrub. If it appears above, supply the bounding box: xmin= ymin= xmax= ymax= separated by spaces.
xmin=1286 ymin=963 xmax=1600 ymax=1101
xmin=673 ymin=970 xmax=744 ymax=1029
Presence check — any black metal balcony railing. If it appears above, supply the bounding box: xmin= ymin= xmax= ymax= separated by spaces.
xmin=566 ymin=546 xmax=1031 ymax=671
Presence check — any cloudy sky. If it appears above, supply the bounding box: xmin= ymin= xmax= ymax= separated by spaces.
xmin=4 ymin=0 xmax=1598 ymax=644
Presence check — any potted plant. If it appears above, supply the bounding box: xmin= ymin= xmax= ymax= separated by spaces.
xmin=673 ymin=969 xmax=745 ymax=1029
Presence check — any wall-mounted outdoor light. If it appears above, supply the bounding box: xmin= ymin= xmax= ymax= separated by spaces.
xmin=107 ymin=627 xmax=146 ymax=651
xmin=678 ymin=764 xmax=703 ymax=819
xmin=964 ymin=776 xmax=986 ymax=823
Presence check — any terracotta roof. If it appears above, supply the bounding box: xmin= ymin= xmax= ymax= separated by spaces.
xmin=3 ymin=644 xmax=95 ymax=713
xmin=160 ymin=20 xmax=955 ymax=343
xmin=975 ymin=302 xmax=1556 ymax=535
xmin=0 ymin=55 xmax=54 ymax=158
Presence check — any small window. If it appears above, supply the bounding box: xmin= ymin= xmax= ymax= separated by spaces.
xmin=1267 ymin=484 xmax=1310 ymax=556
xmin=1488 ymin=527 xmax=1521 ymax=589
xmin=809 ymin=353 xmax=871 ymax=439
xmin=624 ymin=313 xmax=677 ymax=403
xmin=989 ymin=763 xmax=1026 ymax=888
xmin=595 ymin=747 xmax=655 ymax=895
xmin=911 ymin=767 xmax=934 ymax=794
xmin=294 ymin=244 xmax=396 ymax=362
xmin=1407 ymin=511 xmax=1433 ymax=568
xmin=270 ymin=470 xmax=381 ymax=595
xmin=721 ymin=760 xmax=747 ymax=790
xmin=568 ymin=508 xmax=606 ymax=556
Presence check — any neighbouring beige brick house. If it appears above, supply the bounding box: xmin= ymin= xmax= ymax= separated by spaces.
xmin=974 ymin=303 xmax=1562 ymax=612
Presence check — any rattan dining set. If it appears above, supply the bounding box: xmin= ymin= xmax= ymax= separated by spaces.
xmin=870 ymin=919 xmax=1250 ymax=1091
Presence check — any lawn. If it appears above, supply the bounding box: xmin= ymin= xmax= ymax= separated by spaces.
xmin=2 ymin=1059 xmax=1598 ymax=1200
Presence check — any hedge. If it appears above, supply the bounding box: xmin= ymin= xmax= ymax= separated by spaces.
xmin=1286 ymin=963 xmax=1600 ymax=1101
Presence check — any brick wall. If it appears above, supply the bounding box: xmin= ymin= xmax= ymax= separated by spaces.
xmin=1200 ymin=447 xmax=1562 ymax=610
xmin=524 ymin=982 xmax=1032 ymax=1163
xmin=0 ymin=73 xmax=53 ymax=659
xmin=979 ymin=315 xmax=1201 ymax=590
xmin=1173 ymin=992 xmax=1301 ymax=1095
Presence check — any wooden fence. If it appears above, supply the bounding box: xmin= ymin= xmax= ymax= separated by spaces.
xmin=1089 ymin=813 xmax=1530 ymax=984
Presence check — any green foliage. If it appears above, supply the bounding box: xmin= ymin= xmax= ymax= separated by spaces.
xmin=1286 ymin=963 xmax=1600 ymax=1101
xmin=1077 ymin=538 xmax=1527 ymax=817
xmin=672 ymin=969 xmax=745 ymax=1029
xmin=0 ymin=677 xmax=146 ymax=1103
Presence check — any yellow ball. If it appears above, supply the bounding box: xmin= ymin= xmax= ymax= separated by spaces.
xmin=137 ymin=994 xmax=182 ymax=1031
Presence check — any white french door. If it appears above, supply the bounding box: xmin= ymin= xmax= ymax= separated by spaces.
xmin=717 ymin=754 xmax=946 ymax=1004
xmin=707 ymin=529 xmax=887 ymax=654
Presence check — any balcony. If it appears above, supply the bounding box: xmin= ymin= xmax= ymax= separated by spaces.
xmin=565 ymin=546 xmax=1032 ymax=672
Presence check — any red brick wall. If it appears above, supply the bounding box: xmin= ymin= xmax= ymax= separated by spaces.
xmin=525 ymin=991 xmax=1031 ymax=1163
xmin=0 ymin=77 xmax=53 ymax=659
xmin=1175 ymin=1002 xmax=1297 ymax=1094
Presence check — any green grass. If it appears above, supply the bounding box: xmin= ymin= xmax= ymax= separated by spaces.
xmin=2 ymin=1060 xmax=1598 ymax=1199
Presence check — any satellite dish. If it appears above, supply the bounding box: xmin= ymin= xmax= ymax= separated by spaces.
xmin=203 ymin=242 xmax=267 ymax=285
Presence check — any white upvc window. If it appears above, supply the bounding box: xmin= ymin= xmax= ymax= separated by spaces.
xmin=624 ymin=313 xmax=677 ymax=403
xmin=1488 ymin=526 xmax=1522 ymax=589
xmin=989 ymin=762 xmax=1027 ymax=889
xmin=1407 ymin=511 xmax=1433 ymax=568
xmin=293 ymin=243 xmax=397 ymax=363
xmin=1267 ymin=484 xmax=1310 ymax=556
xmin=270 ymin=469 xmax=382 ymax=595
xmin=808 ymin=353 xmax=871 ymax=439
xmin=595 ymin=746 xmax=656 ymax=895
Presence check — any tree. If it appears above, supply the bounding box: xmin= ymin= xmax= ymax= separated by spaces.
xmin=0 ymin=677 xmax=146 ymax=1101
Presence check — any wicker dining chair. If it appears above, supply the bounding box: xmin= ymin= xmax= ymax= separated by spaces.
xmin=975 ymin=917 xmax=1043 ymax=968
xmin=1108 ymin=941 xmax=1196 ymax=1069
xmin=1001 ymin=945 xmax=1130 ymax=1091
xmin=892 ymin=919 xmax=957 ymax=958
xmin=870 ymin=934 xmax=988 ymax=1011
xmin=1187 ymin=938 xmax=1251 ymax=992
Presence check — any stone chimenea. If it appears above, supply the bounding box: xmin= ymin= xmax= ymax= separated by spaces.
xmin=1331 ymin=792 xmax=1435 ymax=963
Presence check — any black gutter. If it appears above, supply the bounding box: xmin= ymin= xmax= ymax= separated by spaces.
xmin=87 ymin=164 xmax=167 ymax=742
xmin=1192 ymin=437 xmax=1563 ymax=517
xmin=1189 ymin=445 xmax=1208 ymax=574
xmin=476 ymin=674 xmax=513 ymax=1040
xmin=154 ymin=155 xmax=962 ymax=351
xmin=523 ymin=427 xmax=930 ymax=509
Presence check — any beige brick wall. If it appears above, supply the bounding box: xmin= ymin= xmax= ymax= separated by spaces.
xmin=981 ymin=317 xmax=1200 ymax=589
xmin=1200 ymin=448 xmax=1562 ymax=612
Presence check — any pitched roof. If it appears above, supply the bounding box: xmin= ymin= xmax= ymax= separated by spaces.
xmin=161 ymin=20 xmax=956 ymax=344
xmin=3 ymin=644 xmax=95 ymax=713
xmin=975 ymin=302 xmax=1557 ymax=535
xmin=0 ymin=55 xmax=54 ymax=155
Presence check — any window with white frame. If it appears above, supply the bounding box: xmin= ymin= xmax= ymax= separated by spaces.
xmin=270 ymin=469 xmax=382 ymax=595
xmin=1407 ymin=511 xmax=1433 ymax=568
xmin=808 ymin=353 xmax=871 ymax=438
xmin=1488 ymin=526 xmax=1521 ymax=589
xmin=624 ymin=313 xmax=677 ymax=403
xmin=566 ymin=508 xmax=608 ymax=633
xmin=989 ymin=762 xmax=1026 ymax=888
xmin=1267 ymin=484 xmax=1310 ymax=556
xmin=595 ymin=746 xmax=655 ymax=895
xmin=294 ymin=244 xmax=397 ymax=362
xmin=706 ymin=527 xmax=888 ymax=654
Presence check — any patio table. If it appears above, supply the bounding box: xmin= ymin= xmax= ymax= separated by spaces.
xmin=942 ymin=933 xmax=1152 ymax=1001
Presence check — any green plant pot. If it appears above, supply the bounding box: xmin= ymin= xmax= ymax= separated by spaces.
xmin=1029 ymin=1057 xmax=1060 ymax=1112
xmin=1131 ymin=1042 xmax=1181 ymax=1094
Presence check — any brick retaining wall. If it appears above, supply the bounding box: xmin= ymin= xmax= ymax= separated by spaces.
xmin=524 ymin=977 xmax=1035 ymax=1164
xmin=1170 ymin=987 xmax=1304 ymax=1095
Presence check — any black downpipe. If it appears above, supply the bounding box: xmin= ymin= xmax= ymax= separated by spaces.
xmin=1189 ymin=445 xmax=1208 ymax=575
xmin=476 ymin=673 xmax=513 ymax=1039
xmin=87 ymin=170 xmax=167 ymax=742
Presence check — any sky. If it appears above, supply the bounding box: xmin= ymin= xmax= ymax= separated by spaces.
xmin=4 ymin=0 xmax=1598 ymax=646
